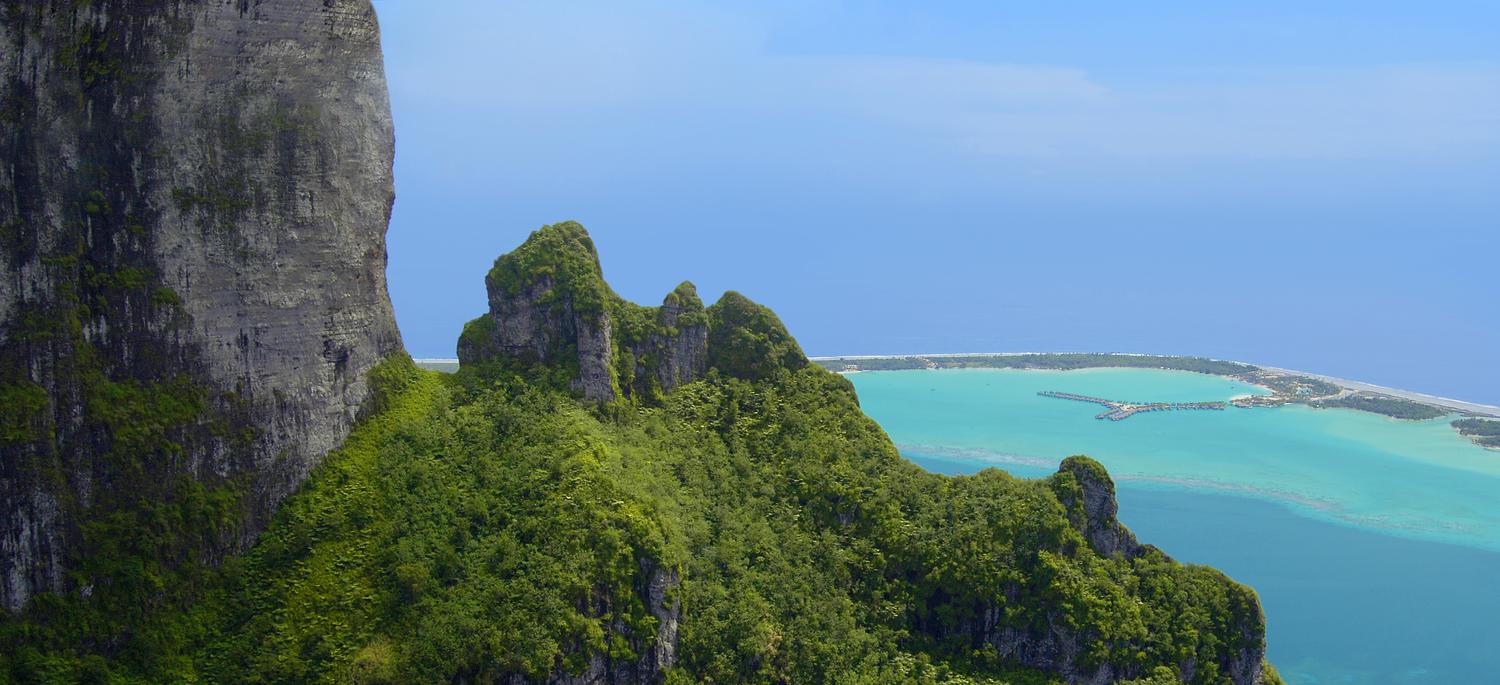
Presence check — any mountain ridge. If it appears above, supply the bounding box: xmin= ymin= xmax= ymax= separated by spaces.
xmin=458 ymin=221 xmax=805 ymax=402
xmin=1 ymin=218 xmax=1281 ymax=684
xmin=388 ymin=223 xmax=1280 ymax=685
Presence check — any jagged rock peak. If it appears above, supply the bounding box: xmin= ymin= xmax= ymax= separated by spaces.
xmin=484 ymin=220 xmax=613 ymax=319
xmin=649 ymin=282 xmax=710 ymax=394
xmin=1053 ymin=455 xmax=1142 ymax=558
xmin=458 ymin=222 xmax=805 ymax=400
xmin=458 ymin=221 xmax=618 ymax=400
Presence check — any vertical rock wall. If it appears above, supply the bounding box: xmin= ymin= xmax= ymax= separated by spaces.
xmin=0 ymin=0 xmax=401 ymax=612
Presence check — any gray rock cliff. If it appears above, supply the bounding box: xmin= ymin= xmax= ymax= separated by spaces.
xmin=459 ymin=222 xmax=743 ymax=403
xmin=1055 ymin=455 xmax=1143 ymax=559
xmin=637 ymin=282 xmax=709 ymax=395
xmin=0 ymin=0 xmax=401 ymax=613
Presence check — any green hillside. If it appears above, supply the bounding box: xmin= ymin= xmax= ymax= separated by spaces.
xmin=1 ymin=225 xmax=1280 ymax=685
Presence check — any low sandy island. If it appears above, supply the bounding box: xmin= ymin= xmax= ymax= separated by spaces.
xmin=810 ymin=352 xmax=1500 ymax=419
xmin=1255 ymin=366 xmax=1500 ymax=418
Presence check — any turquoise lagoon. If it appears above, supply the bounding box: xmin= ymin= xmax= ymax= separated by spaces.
xmin=846 ymin=368 xmax=1500 ymax=685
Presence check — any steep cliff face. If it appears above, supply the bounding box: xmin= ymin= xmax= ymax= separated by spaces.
xmin=457 ymin=223 xmax=615 ymax=399
xmin=643 ymin=282 xmax=709 ymax=394
xmin=459 ymin=222 xmax=781 ymax=401
xmin=0 ymin=1 xmax=400 ymax=613
xmin=1054 ymin=455 xmax=1143 ymax=559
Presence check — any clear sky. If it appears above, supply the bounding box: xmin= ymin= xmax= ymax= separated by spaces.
xmin=371 ymin=1 xmax=1500 ymax=405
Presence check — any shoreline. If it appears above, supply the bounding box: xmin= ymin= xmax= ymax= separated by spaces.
xmin=1253 ymin=365 xmax=1500 ymax=418
xmin=810 ymin=351 xmax=1500 ymax=419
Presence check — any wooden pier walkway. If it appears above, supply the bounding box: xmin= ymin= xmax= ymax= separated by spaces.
xmin=1037 ymin=391 xmax=1226 ymax=421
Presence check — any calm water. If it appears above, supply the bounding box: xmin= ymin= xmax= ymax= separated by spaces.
xmin=848 ymin=368 xmax=1500 ymax=685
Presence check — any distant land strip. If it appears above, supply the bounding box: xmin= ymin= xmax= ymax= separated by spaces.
xmin=809 ymin=352 xmax=1500 ymax=431
xmin=810 ymin=352 xmax=1500 ymax=416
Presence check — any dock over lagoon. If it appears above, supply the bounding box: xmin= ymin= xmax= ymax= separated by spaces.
xmin=1038 ymin=391 xmax=1227 ymax=421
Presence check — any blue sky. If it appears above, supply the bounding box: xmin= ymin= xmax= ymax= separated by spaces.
xmin=372 ymin=1 xmax=1500 ymax=404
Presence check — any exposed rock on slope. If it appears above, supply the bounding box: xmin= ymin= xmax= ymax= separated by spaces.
xmin=645 ymin=281 xmax=710 ymax=394
xmin=0 ymin=0 xmax=400 ymax=613
xmin=459 ymin=221 xmax=796 ymax=400
xmin=1054 ymin=455 xmax=1143 ymax=559
xmin=457 ymin=223 xmax=619 ymax=399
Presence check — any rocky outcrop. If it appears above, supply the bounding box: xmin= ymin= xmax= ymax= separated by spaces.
xmin=458 ymin=223 xmax=615 ymax=399
xmin=967 ymin=458 xmax=1266 ymax=685
xmin=1054 ymin=455 xmax=1143 ymax=559
xmin=0 ymin=1 xmax=401 ymax=613
xmin=640 ymin=563 xmax=682 ymax=678
xmin=460 ymin=222 xmax=798 ymax=400
xmin=904 ymin=457 xmax=1267 ymax=685
xmin=459 ymin=268 xmax=618 ymax=401
xmin=641 ymin=282 xmax=709 ymax=394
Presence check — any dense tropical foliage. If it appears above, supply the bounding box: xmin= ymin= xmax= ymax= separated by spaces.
xmin=1452 ymin=418 xmax=1500 ymax=448
xmin=2 ymin=348 xmax=1279 ymax=684
xmin=1309 ymin=394 xmax=1446 ymax=420
xmin=2 ymin=224 xmax=1280 ymax=684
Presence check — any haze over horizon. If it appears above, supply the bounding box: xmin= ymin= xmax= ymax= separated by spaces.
xmin=374 ymin=0 xmax=1500 ymax=404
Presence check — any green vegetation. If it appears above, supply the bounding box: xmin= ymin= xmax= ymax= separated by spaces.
xmin=0 ymin=343 xmax=250 ymax=681
xmin=1453 ymin=418 xmax=1500 ymax=448
xmin=0 ymin=218 xmax=262 ymax=683
xmin=468 ymin=222 xmax=716 ymax=401
xmin=456 ymin=312 xmax=498 ymax=358
xmin=88 ymin=375 xmax=201 ymax=438
xmin=665 ymin=280 xmax=708 ymax=326
xmin=1241 ymin=372 xmax=1341 ymax=399
xmin=486 ymin=220 xmax=613 ymax=317
xmin=706 ymin=291 xmax=806 ymax=381
xmin=150 ymin=286 xmax=181 ymax=308
xmin=817 ymin=354 xmax=1256 ymax=376
xmin=2 ymin=348 xmax=1272 ymax=684
xmin=0 ymin=380 xmax=48 ymax=445
xmin=57 ymin=16 xmax=124 ymax=91
xmin=1310 ymin=394 xmax=1447 ymax=421
xmin=1260 ymin=660 xmax=1287 ymax=685
xmin=2 ymin=221 xmax=1275 ymax=683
